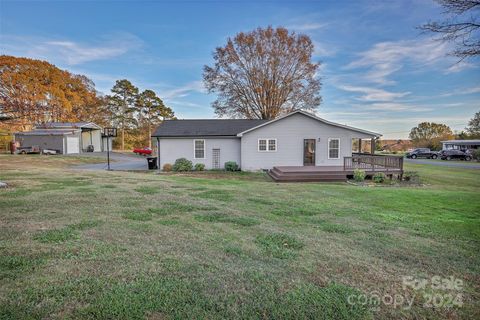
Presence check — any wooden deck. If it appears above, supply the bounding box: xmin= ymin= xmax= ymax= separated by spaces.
xmin=268 ymin=154 xmax=404 ymax=182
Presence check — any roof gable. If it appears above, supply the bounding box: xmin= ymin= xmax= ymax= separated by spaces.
xmin=236 ymin=110 xmax=381 ymax=137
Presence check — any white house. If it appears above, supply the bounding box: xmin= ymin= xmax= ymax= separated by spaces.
xmin=152 ymin=110 xmax=383 ymax=173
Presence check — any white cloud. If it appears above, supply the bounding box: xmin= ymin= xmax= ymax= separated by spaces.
xmin=445 ymin=61 xmax=476 ymax=74
xmin=345 ymin=38 xmax=451 ymax=85
xmin=287 ymin=22 xmax=328 ymax=31
xmin=44 ymin=41 xmax=126 ymax=65
xmin=458 ymin=86 xmax=480 ymax=95
xmin=348 ymin=115 xmax=469 ymax=127
xmin=1 ymin=33 xmax=142 ymax=65
xmin=338 ymin=85 xmax=410 ymax=101
xmin=167 ymin=100 xmax=204 ymax=108
xmin=313 ymin=40 xmax=335 ymax=57
xmin=363 ymin=102 xmax=432 ymax=112
xmin=440 ymin=85 xmax=480 ymax=97
xmin=161 ymin=81 xmax=206 ymax=100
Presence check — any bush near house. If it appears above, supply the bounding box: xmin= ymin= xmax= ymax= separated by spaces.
xmin=194 ymin=163 xmax=205 ymax=171
xmin=173 ymin=158 xmax=193 ymax=172
xmin=162 ymin=163 xmax=173 ymax=172
xmin=225 ymin=161 xmax=239 ymax=171
xmin=472 ymin=149 xmax=480 ymax=161
xmin=403 ymin=171 xmax=420 ymax=183
xmin=353 ymin=169 xmax=366 ymax=182
xmin=373 ymin=172 xmax=386 ymax=183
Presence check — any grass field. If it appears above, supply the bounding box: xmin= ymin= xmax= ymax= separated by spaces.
xmin=0 ymin=155 xmax=479 ymax=319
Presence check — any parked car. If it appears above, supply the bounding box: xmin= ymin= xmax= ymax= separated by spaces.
xmin=439 ymin=150 xmax=472 ymax=161
xmin=15 ymin=145 xmax=41 ymax=154
xmin=42 ymin=149 xmax=59 ymax=155
xmin=133 ymin=147 xmax=152 ymax=156
xmin=405 ymin=148 xmax=438 ymax=159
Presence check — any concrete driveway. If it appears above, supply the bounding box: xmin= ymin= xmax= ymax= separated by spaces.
xmin=404 ymin=158 xmax=480 ymax=169
xmin=73 ymin=152 xmax=151 ymax=171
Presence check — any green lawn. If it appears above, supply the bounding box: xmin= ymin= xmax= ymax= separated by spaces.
xmin=0 ymin=155 xmax=479 ymax=319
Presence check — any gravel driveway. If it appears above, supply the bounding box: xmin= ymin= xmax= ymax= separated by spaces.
xmin=73 ymin=152 xmax=150 ymax=171
xmin=404 ymin=158 xmax=480 ymax=169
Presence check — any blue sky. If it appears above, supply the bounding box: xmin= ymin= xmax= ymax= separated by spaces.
xmin=1 ymin=0 xmax=479 ymax=138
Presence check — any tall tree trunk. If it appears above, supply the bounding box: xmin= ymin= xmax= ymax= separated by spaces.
xmin=148 ymin=125 xmax=151 ymax=148
xmin=121 ymin=128 xmax=125 ymax=151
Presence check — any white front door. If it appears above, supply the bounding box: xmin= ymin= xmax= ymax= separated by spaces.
xmin=66 ymin=136 xmax=79 ymax=154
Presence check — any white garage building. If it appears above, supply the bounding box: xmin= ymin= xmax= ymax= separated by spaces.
xmin=15 ymin=122 xmax=111 ymax=154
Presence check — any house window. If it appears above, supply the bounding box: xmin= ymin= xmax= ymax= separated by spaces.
xmin=258 ymin=139 xmax=276 ymax=152
xmin=268 ymin=139 xmax=276 ymax=151
xmin=194 ymin=139 xmax=205 ymax=159
xmin=258 ymin=139 xmax=267 ymax=151
xmin=328 ymin=138 xmax=340 ymax=159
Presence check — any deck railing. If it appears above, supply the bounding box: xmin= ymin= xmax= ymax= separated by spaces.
xmin=344 ymin=153 xmax=404 ymax=172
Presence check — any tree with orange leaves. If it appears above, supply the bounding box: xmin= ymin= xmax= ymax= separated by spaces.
xmin=0 ymin=55 xmax=104 ymax=130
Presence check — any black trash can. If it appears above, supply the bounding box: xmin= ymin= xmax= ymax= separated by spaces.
xmin=146 ymin=157 xmax=158 ymax=170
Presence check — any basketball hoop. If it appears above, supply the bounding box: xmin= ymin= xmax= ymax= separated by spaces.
xmin=104 ymin=128 xmax=117 ymax=137
xmin=103 ymin=127 xmax=117 ymax=170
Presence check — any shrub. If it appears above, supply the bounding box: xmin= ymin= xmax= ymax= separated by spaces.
xmin=162 ymin=163 xmax=173 ymax=172
xmin=172 ymin=158 xmax=193 ymax=172
xmin=472 ymin=149 xmax=480 ymax=160
xmin=224 ymin=161 xmax=239 ymax=171
xmin=194 ymin=163 xmax=205 ymax=171
xmin=403 ymin=171 xmax=419 ymax=183
xmin=353 ymin=169 xmax=366 ymax=182
xmin=373 ymin=172 xmax=386 ymax=183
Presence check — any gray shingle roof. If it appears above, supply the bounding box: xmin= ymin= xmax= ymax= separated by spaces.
xmin=152 ymin=119 xmax=269 ymax=137
xmin=15 ymin=129 xmax=80 ymax=136
xmin=36 ymin=122 xmax=100 ymax=129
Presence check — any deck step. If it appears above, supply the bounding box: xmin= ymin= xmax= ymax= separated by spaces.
xmin=268 ymin=167 xmax=347 ymax=182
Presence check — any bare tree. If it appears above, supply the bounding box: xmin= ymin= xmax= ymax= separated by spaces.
xmin=419 ymin=0 xmax=480 ymax=60
xmin=203 ymin=26 xmax=321 ymax=119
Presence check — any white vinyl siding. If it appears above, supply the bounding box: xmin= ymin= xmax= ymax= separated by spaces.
xmin=194 ymin=139 xmax=205 ymax=159
xmin=241 ymin=113 xmax=376 ymax=170
xmin=159 ymin=138 xmax=240 ymax=170
xmin=258 ymin=138 xmax=276 ymax=152
xmin=328 ymin=138 xmax=340 ymax=159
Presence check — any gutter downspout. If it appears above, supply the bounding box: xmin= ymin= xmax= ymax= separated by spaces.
xmin=156 ymin=137 xmax=160 ymax=173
